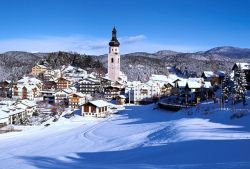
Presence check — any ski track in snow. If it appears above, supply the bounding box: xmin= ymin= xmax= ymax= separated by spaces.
xmin=0 ymin=102 xmax=250 ymax=168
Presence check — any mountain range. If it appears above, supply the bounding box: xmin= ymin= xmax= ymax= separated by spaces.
xmin=0 ymin=46 xmax=250 ymax=82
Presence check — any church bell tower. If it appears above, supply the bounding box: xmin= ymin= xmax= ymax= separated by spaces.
xmin=108 ymin=27 xmax=120 ymax=82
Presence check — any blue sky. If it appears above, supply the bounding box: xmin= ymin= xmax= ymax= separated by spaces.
xmin=0 ymin=0 xmax=250 ymax=54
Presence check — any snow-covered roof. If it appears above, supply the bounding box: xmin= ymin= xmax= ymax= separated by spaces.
xmin=17 ymin=77 xmax=42 ymax=85
xmin=0 ymin=110 xmax=9 ymax=119
xmin=63 ymin=88 xmax=74 ymax=94
xmin=1 ymin=105 xmax=25 ymax=116
xmin=1 ymin=106 xmax=10 ymax=112
xmin=203 ymin=81 xmax=212 ymax=89
xmin=17 ymin=84 xmax=39 ymax=91
xmin=62 ymin=65 xmax=75 ymax=73
xmin=88 ymin=100 xmax=110 ymax=107
xmin=149 ymin=74 xmax=180 ymax=84
xmin=176 ymin=78 xmax=205 ymax=89
xmin=102 ymin=76 xmax=111 ymax=81
xmin=235 ymin=63 xmax=250 ymax=70
xmin=15 ymin=103 xmax=28 ymax=110
xmin=202 ymin=71 xmax=225 ymax=78
xmin=187 ymin=79 xmax=202 ymax=89
xmin=88 ymin=74 xmax=97 ymax=79
xmin=177 ymin=79 xmax=187 ymax=88
xmin=0 ymin=100 xmax=15 ymax=106
xmin=19 ymin=99 xmax=37 ymax=107
xmin=118 ymin=95 xmax=126 ymax=99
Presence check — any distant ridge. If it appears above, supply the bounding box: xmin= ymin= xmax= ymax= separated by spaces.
xmin=0 ymin=46 xmax=250 ymax=81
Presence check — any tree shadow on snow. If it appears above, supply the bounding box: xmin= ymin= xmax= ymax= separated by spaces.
xmin=19 ymin=139 xmax=250 ymax=169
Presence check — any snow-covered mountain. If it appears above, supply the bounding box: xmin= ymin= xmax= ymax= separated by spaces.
xmin=1 ymin=46 xmax=250 ymax=81
xmin=205 ymin=46 xmax=250 ymax=59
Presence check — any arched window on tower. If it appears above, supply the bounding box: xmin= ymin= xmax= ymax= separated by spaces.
xmin=118 ymin=58 xmax=119 ymax=63
xmin=111 ymin=58 xmax=114 ymax=63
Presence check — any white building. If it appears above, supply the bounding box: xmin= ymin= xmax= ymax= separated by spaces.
xmin=62 ymin=65 xmax=88 ymax=82
xmin=149 ymin=74 xmax=179 ymax=87
xmin=13 ymin=77 xmax=42 ymax=100
xmin=54 ymin=87 xmax=77 ymax=104
xmin=82 ymin=100 xmax=110 ymax=118
xmin=0 ymin=99 xmax=37 ymax=126
xmin=125 ymin=81 xmax=161 ymax=103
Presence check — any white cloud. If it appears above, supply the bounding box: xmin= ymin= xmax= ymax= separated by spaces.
xmin=120 ymin=35 xmax=147 ymax=44
xmin=0 ymin=35 xmax=209 ymax=55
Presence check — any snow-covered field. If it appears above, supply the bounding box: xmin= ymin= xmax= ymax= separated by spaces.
xmin=0 ymin=98 xmax=250 ymax=169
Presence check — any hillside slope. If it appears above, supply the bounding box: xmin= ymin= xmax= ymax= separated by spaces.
xmin=1 ymin=46 xmax=250 ymax=81
xmin=0 ymin=51 xmax=40 ymax=81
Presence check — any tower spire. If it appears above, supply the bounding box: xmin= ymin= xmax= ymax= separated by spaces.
xmin=109 ymin=26 xmax=120 ymax=47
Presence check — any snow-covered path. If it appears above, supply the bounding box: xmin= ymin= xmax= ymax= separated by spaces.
xmin=0 ymin=103 xmax=250 ymax=169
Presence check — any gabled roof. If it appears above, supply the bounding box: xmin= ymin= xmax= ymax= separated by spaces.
xmin=172 ymin=79 xmax=181 ymax=83
xmin=88 ymin=100 xmax=110 ymax=108
xmin=165 ymin=82 xmax=174 ymax=87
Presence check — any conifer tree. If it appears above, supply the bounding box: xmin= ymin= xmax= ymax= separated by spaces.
xmin=232 ymin=65 xmax=247 ymax=103
xmin=222 ymin=73 xmax=232 ymax=100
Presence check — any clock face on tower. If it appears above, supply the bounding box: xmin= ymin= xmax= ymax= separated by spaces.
xmin=108 ymin=27 xmax=120 ymax=82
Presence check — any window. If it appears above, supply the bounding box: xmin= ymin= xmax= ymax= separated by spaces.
xmin=118 ymin=58 xmax=119 ymax=63
xmin=111 ymin=58 xmax=114 ymax=63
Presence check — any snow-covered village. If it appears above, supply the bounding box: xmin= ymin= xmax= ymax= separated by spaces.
xmin=1 ymin=1 xmax=250 ymax=169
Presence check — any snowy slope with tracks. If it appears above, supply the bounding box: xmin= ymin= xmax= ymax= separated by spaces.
xmin=0 ymin=98 xmax=250 ymax=169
